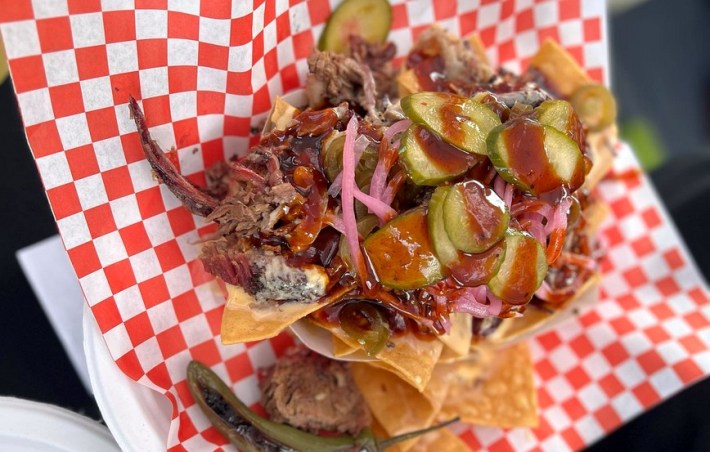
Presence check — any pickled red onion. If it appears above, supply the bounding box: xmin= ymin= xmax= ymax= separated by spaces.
xmin=353 ymin=188 xmax=396 ymax=224
xmin=451 ymin=286 xmax=500 ymax=318
xmin=380 ymin=170 xmax=407 ymax=207
xmin=493 ymin=175 xmax=506 ymax=199
xmin=535 ymin=280 xmax=553 ymax=301
xmin=328 ymin=135 xmax=371 ymax=197
xmin=323 ymin=212 xmax=346 ymax=234
xmin=503 ymin=183 xmax=514 ymax=208
xmin=545 ymin=196 xmax=572 ymax=235
xmin=370 ymin=119 xmax=411 ymax=200
xmin=341 ymin=116 xmax=365 ymax=279
xmin=485 ymin=288 xmax=503 ymax=316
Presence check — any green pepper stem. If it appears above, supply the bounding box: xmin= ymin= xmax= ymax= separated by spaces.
xmin=187 ymin=361 xmax=357 ymax=452
xmin=377 ymin=417 xmax=460 ymax=449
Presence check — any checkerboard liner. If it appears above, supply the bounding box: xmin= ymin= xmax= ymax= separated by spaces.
xmin=2 ymin=0 xmax=709 ymax=450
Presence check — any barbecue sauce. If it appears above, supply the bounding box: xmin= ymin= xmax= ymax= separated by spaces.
xmin=502 ymin=118 xmax=563 ymax=194
xmin=412 ymin=126 xmax=474 ymax=179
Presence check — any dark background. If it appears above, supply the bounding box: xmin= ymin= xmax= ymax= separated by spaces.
xmin=1 ymin=1 xmax=710 ymax=450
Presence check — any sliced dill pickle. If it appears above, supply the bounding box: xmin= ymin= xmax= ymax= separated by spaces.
xmin=448 ymin=241 xmax=506 ymax=287
xmin=535 ymin=99 xmax=585 ymax=151
xmin=487 ymin=230 xmax=547 ymax=305
xmin=399 ymin=125 xmax=473 ymax=186
xmin=400 ymin=92 xmax=501 ymax=155
xmin=318 ymin=0 xmax=392 ymax=54
xmin=427 ymin=186 xmax=459 ymax=267
xmin=487 ymin=117 xmax=585 ymax=195
xmin=428 ymin=186 xmax=506 ymax=286
xmin=363 ymin=208 xmax=444 ymax=290
xmin=570 ymin=84 xmax=617 ymax=131
xmin=443 ymin=181 xmax=509 ymax=254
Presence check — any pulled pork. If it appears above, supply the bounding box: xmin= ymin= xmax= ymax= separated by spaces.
xmin=259 ymin=347 xmax=371 ymax=435
xmin=412 ymin=25 xmax=494 ymax=86
xmin=306 ymin=36 xmax=398 ymax=121
xmin=306 ymin=51 xmax=379 ymax=119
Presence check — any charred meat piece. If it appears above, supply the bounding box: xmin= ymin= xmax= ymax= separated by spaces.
xmin=129 ymin=96 xmax=218 ymax=217
xmin=129 ymin=97 xmax=297 ymax=236
xmin=259 ymin=347 xmax=371 ymax=435
xmin=206 ymin=179 xmax=298 ymax=238
xmin=348 ymin=35 xmax=398 ymax=101
xmin=201 ymin=242 xmax=328 ymax=304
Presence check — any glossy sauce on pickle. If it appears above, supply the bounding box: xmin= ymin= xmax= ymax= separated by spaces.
xmin=502 ymin=118 xmax=563 ymax=194
xmin=412 ymin=125 xmax=474 ymax=173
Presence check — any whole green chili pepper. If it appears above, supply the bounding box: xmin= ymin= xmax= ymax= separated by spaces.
xmin=187 ymin=361 xmax=458 ymax=452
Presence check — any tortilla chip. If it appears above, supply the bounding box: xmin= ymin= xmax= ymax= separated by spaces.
xmin=371 ymin=416 xmax=467 ymax=452
xmin=319 ymin=322 xmax=443 ymax=392
xmin=528 ymin=39 xmax=591 ymax=98
xmin=487 ymin=273 xmax=600 ymax=347
xmin=584 ymin=125 xmax=618 ymax=190
xmin=352 ymin=363 xmax=439 ymax=451
xmin=440 ymin=342 xmax=538 ymax=428
xmin=467 ymin=34 xmax=490 ymax=67
xmin=261 ymin=95 xmax=299 ymax=135
xmin=221 ymin=283 xmax=330 ymax=344
xmin=582 ymin=197 xmax=611 ymax=235
xmin=332 ymin=334 xmax=358 ymax=357
xmin=410 ymin=428 xmax=469 ymax=452
xmin=437 ymin=347 xmax=494 ymax=385
xmin=397 ymin=69 xmax=420 ymax=98
xmin=438 ymin=313 xmax=473 ymax=356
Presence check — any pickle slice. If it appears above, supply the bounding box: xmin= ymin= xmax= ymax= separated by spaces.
xmin=448 ymin=241 xmax=506 ymax=287
xmin=427 ymin=186 xmax=459 ymax=267
xmin=487 ymin=230 xmax=547 ymax=305
xmin=487 ymin=117 xmax=585 ymax=195
xmin=399 ymin=125 xmax=473 ymax=186
xmin=363 ymin=208 xmax=444 ymax=290
xmin=401 ymin=92 xmax=501 ymax=155
xmin=443 ymin=181 xmax=509 ymax=254
xmin=428 ymin=187 xmax=506 ymax=286
xmin=535 ymin=99 xmax=585 ymax=151
xmin=318 ymin=0 xmax=392 ymax=54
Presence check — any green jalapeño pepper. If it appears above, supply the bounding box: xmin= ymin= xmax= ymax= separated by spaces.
xmin=187 ymin=361 xmax=458 ymax=451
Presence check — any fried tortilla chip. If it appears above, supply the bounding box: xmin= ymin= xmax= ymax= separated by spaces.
xmin=221 ymin=284 xmax=331 ymax=344
xmin=312 ymin=321 xmax=444 ymax=392
xmin=437 ymin=347 xmax=494 ymax=384
xmin=352 ymin=363 xmax=440 ymax=452
xmin=261 ymin=95 xmax=299 ymax=135
xmin=437 ymin=313 xmax=472 ymax=357
xmin=410 ymin=427 xmax=469 ymax=452
xmin=371 ymin=417 xmax=468 ymax=452
xmin=584 ymin=125 xmax=618 ymax=190
xmin=440 ymin=342 xmax=537 ymax=428
xmin=332 ymin=334 xmax=358 ymax=357
xmin=467 ymin=34 xmax=490 ymax=67
xmin=397 ymin=69 xmax=420 ymax=98
xmin=486 ymin=273 xmax=600 ymax=347
xmin=582 ymin=196 xmax=611 ymax=234
xmin=528 ymin=38 xmax=591 ymax=98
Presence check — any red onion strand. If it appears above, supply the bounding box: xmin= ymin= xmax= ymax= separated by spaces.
xmin=370 ymin=119 xmax=411 ymax=200
xmin=341 ymin=116 xmax=366 ymax=281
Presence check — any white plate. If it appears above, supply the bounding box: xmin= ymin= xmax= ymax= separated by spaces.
xmin=83 ymin=304 xmax=171 ymax=452
xmin=0 ymin=396 xmax=120 ymax=451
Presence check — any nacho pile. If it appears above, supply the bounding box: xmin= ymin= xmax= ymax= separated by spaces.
xmin=131 ymin=4 xmax=616 ymax=443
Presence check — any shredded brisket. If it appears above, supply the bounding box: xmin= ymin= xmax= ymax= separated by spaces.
xmin=259 ymin=347 xmax=371 ymax=435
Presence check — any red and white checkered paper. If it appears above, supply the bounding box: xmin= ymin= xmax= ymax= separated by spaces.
xmin=2 ymin=0 xmax=709 ymax=450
